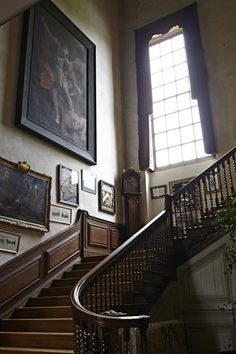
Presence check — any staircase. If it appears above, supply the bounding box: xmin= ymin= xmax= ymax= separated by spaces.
xmin=0 ymin=147 xmax=235 ymax=354
xmin=0 ymin=256 xmax=105 ymax=353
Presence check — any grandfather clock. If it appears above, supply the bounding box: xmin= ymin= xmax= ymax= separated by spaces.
xmin=122 ymin=167 xmax=142 ymax=237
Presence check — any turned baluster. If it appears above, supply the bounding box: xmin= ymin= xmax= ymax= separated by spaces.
xmin=231 ymin=153 xmax=236 ymax=193
xmin=202 ymin=176 xmax=208 ymax=216
xmin=226 ymin=157 xmax=234 ymax=195
xmin=222 ymin=160 xmax=229 ymax=199
xmin=217 ymin=165 xmax=224 ymax=205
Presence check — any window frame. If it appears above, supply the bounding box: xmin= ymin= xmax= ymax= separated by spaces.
xmin=135 ymin=3 xmax=216 ymax=171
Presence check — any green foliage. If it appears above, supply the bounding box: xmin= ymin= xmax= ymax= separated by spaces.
xmin=213 ymin=196 xmax=236 ymax=272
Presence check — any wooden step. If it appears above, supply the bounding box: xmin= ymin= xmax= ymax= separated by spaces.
xmin=52 ymin=278 xmax=79 ymax=287
xmin=62 ymin=270 xmax=88 ymax=278
xmin=0 ymin=318 xmax=72 ymax=332
xmin=13 ymin=306 xmax=72 ymax=319
xmin=0 ymin=332 xmax=73 ymax=349
xmin=0 ymin=347 xmax=73 ymax=353
xmin=83 ymin=256 xmax=106 ymax=263
xmin=73 ymin=262 xmax=98 ymax=271
xmin=40 ymin=286 xmax=73 ymax=297
xmin=28 ymin=296 xmax=70 ymax=307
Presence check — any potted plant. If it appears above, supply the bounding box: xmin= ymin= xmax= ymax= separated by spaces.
xmin=213 ymin=196 xmax=236 ymax=353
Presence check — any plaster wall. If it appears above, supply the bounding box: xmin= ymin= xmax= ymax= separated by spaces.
xmin=120 ymin=0 xmax=236 ymax=220
xmin=0 ymin=0 xmax=125 ymax=265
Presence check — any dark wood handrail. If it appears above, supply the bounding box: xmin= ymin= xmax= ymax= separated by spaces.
xmin=171 ymin=145 xmax=236 ymax=239
xmin=71 ymin=210 xmax=170 ymax=353
xmin=173 ymin=146 xmax=236 ymax=199
xmin=71 ymin=146 xmax=236 ymax=352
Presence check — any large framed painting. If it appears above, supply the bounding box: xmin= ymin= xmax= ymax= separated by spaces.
xmin=16 ymin=0 xmax=96 ymax=164
xmin=0 ymin=157 xmax=51 ymax=231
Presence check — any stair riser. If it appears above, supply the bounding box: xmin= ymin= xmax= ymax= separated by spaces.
xmin=28 ymin=297 xmax=70 ymax=307
xmin=0 ymin=333 xmax=73 ymax=349
xmin=40 ymin=287 xmax=73 ymax=297
xmin=0 ymin=319 xmax=73 ymax=332
xmin=63 ymin=271 xmax=87 ymax=278
xmin=13 ymin=307 xmax=72 ymax=319
xmin=0 ymin=349 xmax=73 ymax=354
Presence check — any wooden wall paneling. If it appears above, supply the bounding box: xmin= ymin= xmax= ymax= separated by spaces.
xmin=0 ymin=210 xmax=83 ymax=318
xmin=0 ymin=209 xmax=123 ymax=318
xmin=46 ymin=233 xmax=80 ymax=273
xmin=0 ymin=256 xmax=41 ymax=306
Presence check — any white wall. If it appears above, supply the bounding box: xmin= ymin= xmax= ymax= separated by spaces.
xmin=120 ymin=0 xmax=236 ymax=221
xmin=0 ymin=0 xmax=125 ymax=265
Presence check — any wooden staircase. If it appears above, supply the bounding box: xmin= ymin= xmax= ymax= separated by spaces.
xmin=0 ymin=256 xmax=105 ymax=353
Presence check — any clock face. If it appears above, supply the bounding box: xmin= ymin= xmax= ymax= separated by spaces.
xmin=126 ymin=176 xmax=139 ymax=193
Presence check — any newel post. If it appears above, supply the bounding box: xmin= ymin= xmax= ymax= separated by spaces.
xmin=139 ymin=324 xmax=149 ymax=354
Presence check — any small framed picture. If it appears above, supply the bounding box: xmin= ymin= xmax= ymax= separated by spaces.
xmin=58 ymin=165 xmax=79 ymax=206
xmin=50 ymin=204 xmax=72 ymax=224
xmin=151 ymin=185 xmax=167 ymax=199
xmin=169 ymin=177 xmax=193 ymax=195
xmin=81 ymin=170 xmax=96 ymax=194
xmin=99 ymin=180 xmax=116 ymax=214
xmin=0 ymin=230 xmax=20 ymax=254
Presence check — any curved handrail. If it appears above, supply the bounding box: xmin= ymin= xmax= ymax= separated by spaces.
xmin=71 ymin=209 xmax=171 ymax=352
xmin=173 ymin=145 xmax=236 ymax=199
xmin=171 ymin=145 xmax=236 ymax=239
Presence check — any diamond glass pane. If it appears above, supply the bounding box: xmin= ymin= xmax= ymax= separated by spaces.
xmin=155 ymin=149 xmax=169 ymax=167
xmin=163 ymin=67 xmax=175 ymax=84
xmin=162 ymin=53 xmax=174 ymax=69
xmin=160 ymin=38 xmax=172 ymax=55
xmin=153 ymin=117 xmax=166 ymax=134
xmin=194 ymin=123 xmax=203 ymax=140
xmin=152 ymin=86 xmax=164 ymax=101
xmin=180 ymin=125 xmax=194 ymax=143
xmin=164 ymin=82 xmax=176 ymax=98
xmin=167 ymin=129 xmax=181 ymax=147
xmin=179 ymin=109 xmax=192 ymax=126
xmin=172 ymin=33 xmax=184 ymax=50
xmin=155 ymin=132 xmax=168 ymax=149
xmin=175 ymin=63 xmax=188 ymax=80
xmin=173 ymin=48 xmax=186 ymax=65
xmin=165 ymin=97 xmax=177 ymax=114
xmin=196 ymin=140 xmax=207 ymax=158
xmin=177 ymin=93 xmax=191 ymax=110
xmin=149 ymin=43 xmax=161 ymax=59
xmin=176 ymin=78 xmax=189 ymax=94
xmin=182 ymin=142 xmax=196 ymax=161
xmin=192 ymin=106 xmax=200 ymax=122
xmin=166 ymin=112 xmax=179 ymax=130
xmin=169 ymin=146 xmax=182 ymax=164
xmin=153 ymin=101 xmax=165 ymax=117
xmin=150 ymin=57 xmax=162 ymax=74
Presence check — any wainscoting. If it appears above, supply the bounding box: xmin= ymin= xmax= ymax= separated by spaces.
xmin=151 ymin=235 xmax=236 ymax=353
xmin=0 ymin=209 xmax=123 ymax=318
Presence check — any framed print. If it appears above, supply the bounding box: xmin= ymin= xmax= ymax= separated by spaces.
xmin=16 ymin=0 xmax=96 ymax=164
xmin=169 ymin=177 xmax=193 ymax=195
xmin=0 ymin=157 xmax=51 ymax=231
xmin=58 ymin=165 xmax=79 ymax=206
xmin=151 ymin=185 xmax=167 ymax=199
xmin=81 ymin=170 xmax=96 ymax=194
xmin=50 ymin=204 xmax=71 ymax=224
xmin=0 ymin=230 xmax=20 ymax=254
xmin=170 ymin=177 xmax=199 ymax=209
xmin=99 ymin=180 xmax=116 ymax=214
